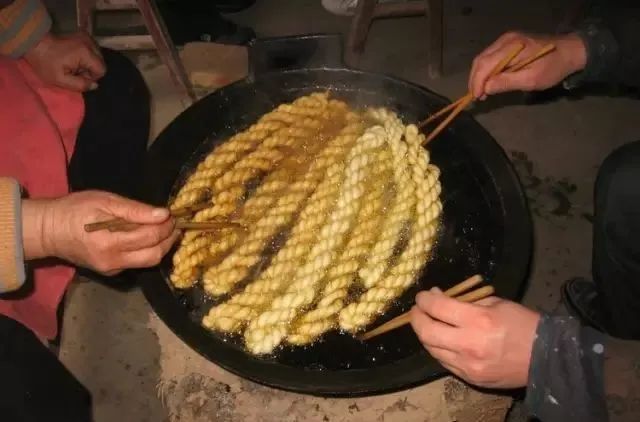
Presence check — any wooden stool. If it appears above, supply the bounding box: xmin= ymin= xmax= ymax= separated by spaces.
xmin=76 ymin=0 xmax=197 ymax=102
xmin=346 ymin=0 xmax=444 ymax=79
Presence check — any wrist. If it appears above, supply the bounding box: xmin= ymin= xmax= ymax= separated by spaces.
xmin=557 ymin=33 xmax=587 ymax=75
xmin=23 ymin=32 xmax=54 ymax=63
xmin=21 ymin=199 xmax=55 ymax=259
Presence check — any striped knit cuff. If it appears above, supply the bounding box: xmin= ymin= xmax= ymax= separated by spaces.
xmin=0 ymin=0 xmax=52 ymax=58
xmin=0 ymin=178 xmax=25 ymax=292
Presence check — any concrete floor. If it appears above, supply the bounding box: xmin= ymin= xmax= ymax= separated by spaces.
xmin=46 ymin=0 xmax=640 ymax=421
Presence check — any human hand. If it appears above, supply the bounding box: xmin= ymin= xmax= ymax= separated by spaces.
xmin=24 ymin=32 xmax=106 ymax=92
xmin=468 ymin=31 xmax=587 ymax=99
xmin=410 ymin=288 xmax=540 ymax=388
xmin=22 ymin=191 xmax=179 ymax=275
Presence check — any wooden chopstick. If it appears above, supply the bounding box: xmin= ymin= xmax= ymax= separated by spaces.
xmin=421 ymin=42 xmax=525 ymax=145
xmin=507 ymin=43 xmax=555 ymax=72
xmin=420 ymin=43 xmax=555 ymax=128
xmin=419 ymin=43 xmax=555 ymax=145
xmin=84 ymin=218 xmax=246 ymax=233
xmin=358 ymin=275 xmax=495 ymax=341
xmin=421 ymin=93 xmax=474 ymax=145
xmin=171 ymin=202 xmax=212 ymax=218
xmin=83 ymin=198 xmax=243 ymax=233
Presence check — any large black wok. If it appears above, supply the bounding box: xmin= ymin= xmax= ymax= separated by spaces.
xmin=138 ymin=34 xmax=532 ymax=396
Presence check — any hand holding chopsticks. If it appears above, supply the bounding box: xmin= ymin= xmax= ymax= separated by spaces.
xmin=360 ymin=273 xmax=541 ymax=389
xmin=359 ymin=274 xmax=494 ymax=340
xmin=420 ymin=42 xmax=556 ymax=146
xmin=25 ymin=191 xmax=185 ymax=275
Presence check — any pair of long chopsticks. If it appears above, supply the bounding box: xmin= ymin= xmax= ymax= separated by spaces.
xmin=419 ymin=43 xmax=556 ymax=146
xmin=84 ymin=218 xmax=246 ymax=233
xmin=83 ymin=202 xmax=246 ymax=233
xmin=358 ymin=274 xmax=494 ymax=341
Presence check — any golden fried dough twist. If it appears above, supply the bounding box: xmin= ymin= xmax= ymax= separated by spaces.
xmin=169 ymin=96 xmax=343 ymax=286
xmin=202 ymin=161 xmax=346 ymax=332
xmin=170 ymin=234 xmax=213 ymax=288
xmin=170 ymin=93 xmax=330 ymax=211
xmin=171 ymin=120 xmax=285 ymax=211
xmin=201 ymin=114 xmax=365 ymax=297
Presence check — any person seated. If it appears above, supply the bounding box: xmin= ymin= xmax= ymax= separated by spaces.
xmin=0 ymin=1 xmax=178 ymax=419
xmin=1 ymin=0 xmax=159 ymax=337
xmin=411 ymin=2 xmax=640 ymax=421
xmin=0 ymin=178 xmax=177 ymax=421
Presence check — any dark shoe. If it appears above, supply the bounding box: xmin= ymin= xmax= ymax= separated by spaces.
xmin=157 ymin=0 xmax=256 ymax=46
xmin=562 ymin=277 xmax=609 ymax=332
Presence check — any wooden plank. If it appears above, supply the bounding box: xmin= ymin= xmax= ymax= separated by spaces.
xmin=374 ymin=1 xmax=426 ymax=18
xmin=95 ymin=35 xmax=153 ymax=50
xmin=95 ymin=0 xmax=137 ymax=11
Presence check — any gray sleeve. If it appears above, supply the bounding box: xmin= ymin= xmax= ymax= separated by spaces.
xmin=525 ymin=315 xmax=608 ymax=421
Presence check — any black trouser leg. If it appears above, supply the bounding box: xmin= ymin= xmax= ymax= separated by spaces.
xmin=592 ymin=140 xmax=640 ymax=339
xmin=0 ymin=316 xmax=92 ymax=422
xmin=68 ymin=48 xmax=150 ymax=200
xmin=68 ymin=48 xmax=150 ymax=287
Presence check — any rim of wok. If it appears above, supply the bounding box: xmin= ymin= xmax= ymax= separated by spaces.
xmin=138 ymin=66 xmax=532 ymax=396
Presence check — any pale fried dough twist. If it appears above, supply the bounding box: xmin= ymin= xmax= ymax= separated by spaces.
xmin=202 ymin=161 xmax=346 ymax=332
xmin=357 ymin=109 xmax=414 ymax=289
xmin=287 ymin=148 xmax=392 ymax=345
xmin=339 ymin=125 xmax=442 ymax=332
xmin=244 ymin=125 xmax=387 ymax=355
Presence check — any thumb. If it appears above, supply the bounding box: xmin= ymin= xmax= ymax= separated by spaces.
xmin=106 ymin=195 xmax=171 ymax=224
xmin=484 ymin=71 xmax=536 ymax=95
xmin=57 ymin=73 xmax=98 ymax=92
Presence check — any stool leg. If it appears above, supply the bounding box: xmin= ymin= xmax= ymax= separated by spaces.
xmin=426 ymin=0 xmax=444 ymax=78
xmin=345 ymin=0 xmax=377 ymax=67
xmin=136 ymin=0 xmax=197 ymax=102
xmin=76 ymin=0 xmax=94 ymax=34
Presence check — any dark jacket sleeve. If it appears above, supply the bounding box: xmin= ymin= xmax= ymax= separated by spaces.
xmin=564 ymin=1 xmax=640 ymax=89
xmin=525 ymin=315 xmax=640 ymax=422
